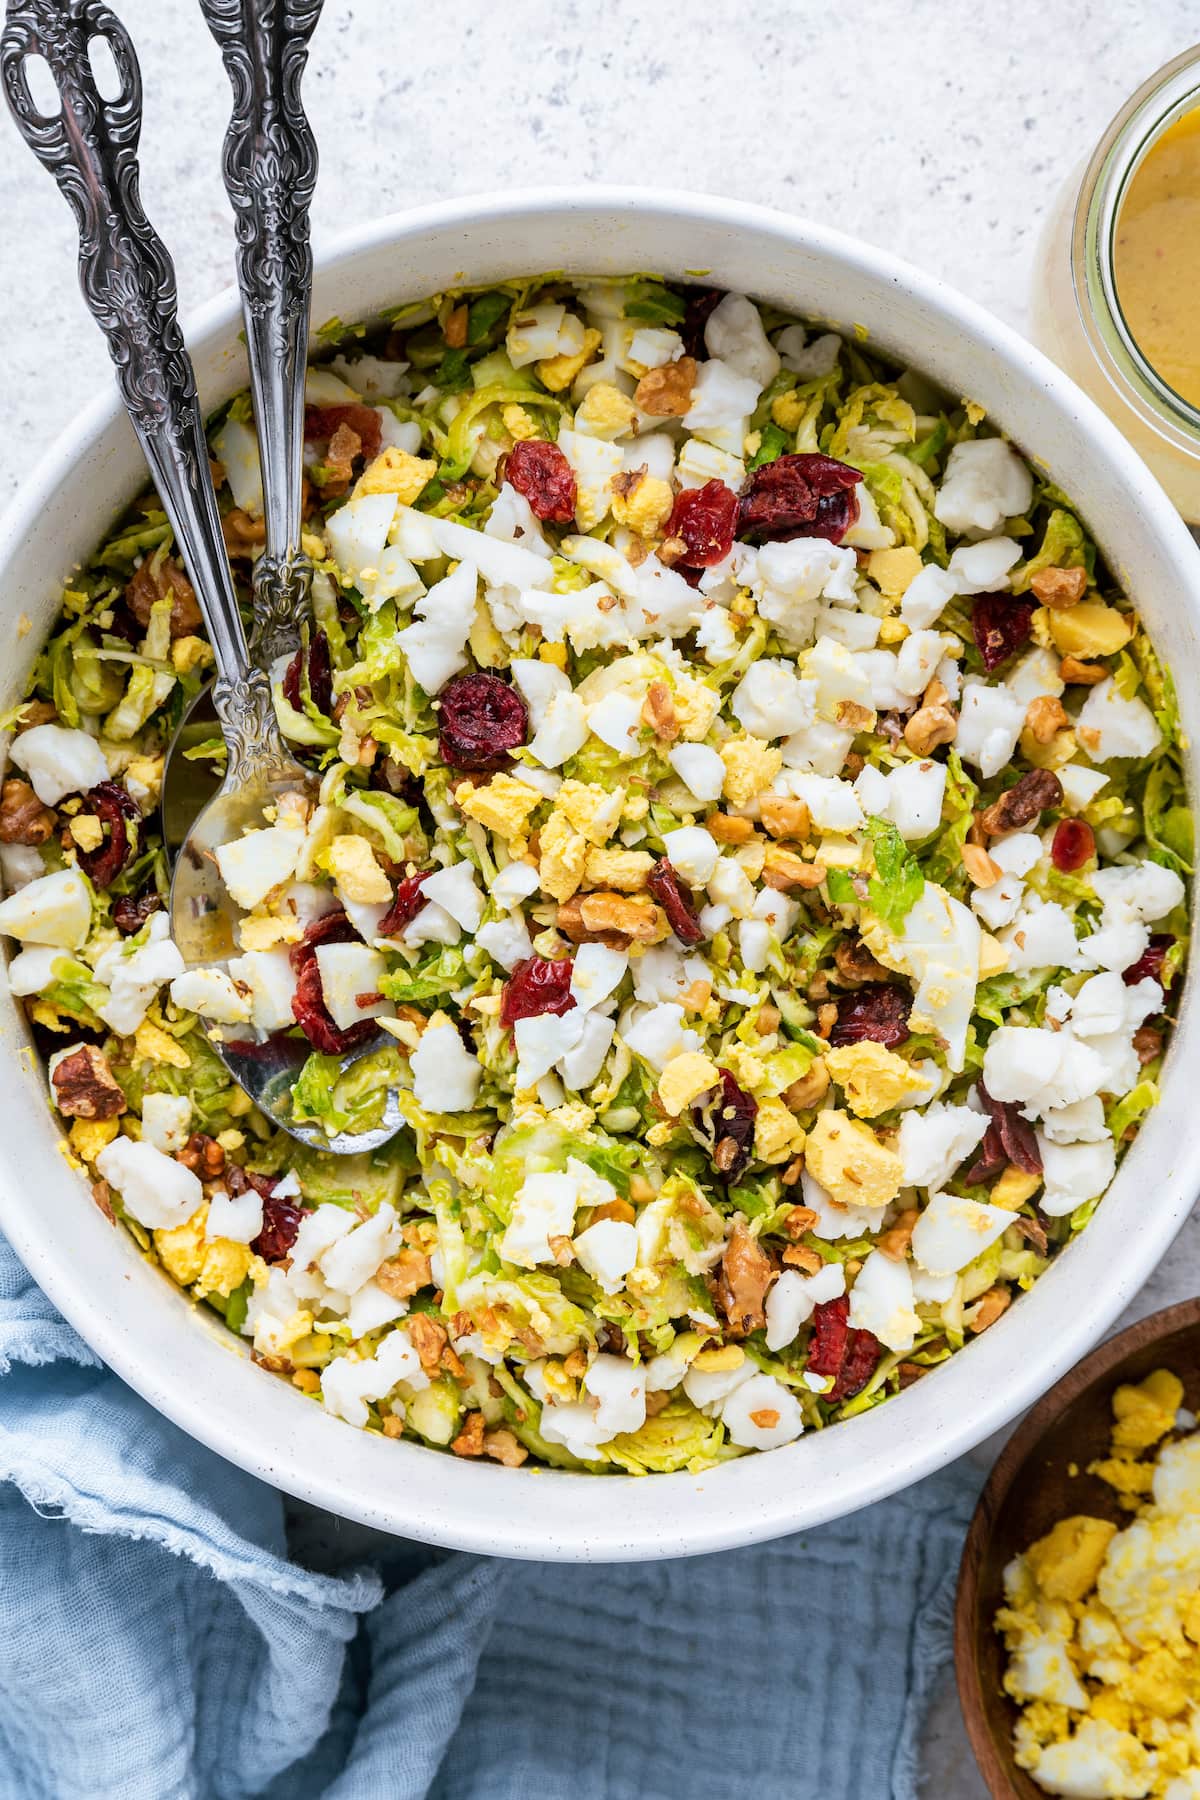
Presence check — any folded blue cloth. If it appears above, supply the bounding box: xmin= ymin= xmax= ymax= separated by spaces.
xmin=0 ymin=1230 xmax=979 ymax=1800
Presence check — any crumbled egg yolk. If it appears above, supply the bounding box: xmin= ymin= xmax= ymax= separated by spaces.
xmin=719 ymin=735 xmax=782 ymax=807
xmin=352 ymin=446 xmax=436 ymax=506
xmin=997 ymin=1368 xmax=1200 ymax=1796
xmin=456 ymin=774 xmax=543 ymax=841
xmin=325 ymin=833 xmax=392 ymax=905
xmin=611 ymin=472 xmax=674 ymax=538
xmin=803 ymin=1109 xmax=903 ymax=1211
xmin=153 ymin=1204 xmax=255 ymax=1300
xmin=823 ymin=1041 xmax=928 ymax=1119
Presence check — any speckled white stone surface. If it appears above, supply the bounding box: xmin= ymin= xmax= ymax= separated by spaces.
xmin=3 ymin=3 xmax=1199 ymax=1792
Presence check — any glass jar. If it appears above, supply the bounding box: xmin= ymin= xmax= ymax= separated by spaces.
xmin=1031 ymin=46 xmax=1200 ymax=521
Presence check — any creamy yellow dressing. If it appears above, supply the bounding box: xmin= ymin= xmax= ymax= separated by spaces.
xmin=1114 ymin=108 xmax=1200 ymax=410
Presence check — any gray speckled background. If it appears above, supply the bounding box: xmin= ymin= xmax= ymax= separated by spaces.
xmin=3 ymin=2 xmax=1199 ymax=1791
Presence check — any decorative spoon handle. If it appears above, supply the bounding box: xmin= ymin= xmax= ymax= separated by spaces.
xmin=199 ymin=0 xmax=324 ymax=667
xmin=0 ymin=0 xmax=286 ymax=779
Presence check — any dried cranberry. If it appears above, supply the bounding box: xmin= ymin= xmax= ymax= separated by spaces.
xmin=251 ymin=1193 xmax=304 ymax=1263
xmin=112 ymin=888 xmax=162 ymax=936
xmin=77 ymin=781 xmax=140 ymax=889
xmin=287 ymin=910 xmax=376 ymax=1054
xmin=437 ymin=672 xmax=529 ymax=771
xmin=737 ymin=453 xmax=862 ymax=545
xmin=829 ymin=1328 xmax=881 ymax=1403
xmin=830 ymin=983 xmax=911 ymax=1050
xmin=1051 ymin=818 xmax=1095 ymax=872
xmin=504 ymin=439 xmax=577 ymax=524
xmin=679 ymin=286 xmax=724 ymax=359
xmin=499 ymin=956 xmax=576 ymax=1031
xmin=283 ymin=628 xmax=334 ymax=717
xmin=303 ymin=403 xmax=382 ymax=463
xmin=965 ymin=1081 xmax=1042 ymax=1183
xmin=291 ymin=954 xmax=377 ymax=1055
xmin=1124 ymin=933 xmax=1173 ymax=989
xmin=692 ymin=1068 xmax=757 ymax=1182
xmin=647 ymin=857 xmax=704 ymax=946
xmin=378 ymin=871 xmax=431 ymax=938
xmin=807 ymin=1296 xmax=850 ymax=1377
xmin=971 ymin=594 xmax=1037 ymax=673
xmin=664 ymin=480 xmax=738 ymax=569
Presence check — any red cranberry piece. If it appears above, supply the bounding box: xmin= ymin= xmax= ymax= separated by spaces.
xmin=251 ymin=1192 xmax=304 ymax=1263
xmin=1051 ymin=818 xmax=1095 ymax=872
xmin=291 ymin=954 xmax=377 ymax=1055
xmin=499 ymin=955 xmax=576 ymax=1031
xmin=692 ymin=1067 xmax=757 ymax=1182
xmin=647 ymin=857 xmax=705 ymax=946
xmin=303 ymin=403 xmax=382 ymax=463
xmin=505 ymin=439 xmax=577 ymax=524
xmin=112 ymin=888 xmax=163 ymax=936
xmin=829 ymin=1328 xmax=881 ymax=1403
xmin=737 ymin=453 xmax=862 ymax=545
xmin=437 ymin=672 xmax=529 ymax=772
xmin=283 ymin=628 xmax=334 ymax=716
xmin=77 ymin=781 xmax=140 ymax=889
xmin=971 ymin=593 xmax=1037 ymax=672
xmin=965 ymin=1081 xmax=1042 ymax=1182
xmin=807 ymin=1295 xmax=850 ymax=1377
xmin=679 ymin=286 xmax=724 ymax=359
xmin=1123 ymin=933 xmax=1173 ymax=989
xmin=288 ymin=908 xmax=359 ymax=969
xmin=664 ymin=480 xmax=738 ymax=569
xmin=830 ymin=983 xmax=911 ymax=1050
xmin=379 ymin=871 xmax=431 ymax=939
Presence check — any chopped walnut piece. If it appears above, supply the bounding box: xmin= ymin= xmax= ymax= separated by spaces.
xmin=763 ymin=846 xmax=827 ymax=891
xmin=705 ymin=812 xmax=756 ymax=845
xmin=381 ymin=1413 xmax=405 ymax=1438
xmin=222 ymin=507 xmax=267 ymax=558
xmin=315 ymin=422 xmax=362 ymax=497
xmin=836 ymin=700 xmax=874 ymax=732
xmin=782 ymin=1243 xmax=823 ymax=1271
xmin=177 ymin=1132 xmax=226 ymax=1180
xmin=903 ymin=703 xmax=957 ymax=755
xmin=817 ymin=1001 xmax=838 ymax=1039
xmin=783 ymin=1063 xmax=831 ymax=1116
xmin=966 ymin=1285 xmax=1011 ymax=1333
xmin=292 ymin=1368 xmax=320 ymax=1395
xmin=897 ymin=1361 xmax=928 ymax=1389
xmin=376 ymin=1248 xmax=432 ymax=1299
xmin=641 ymin=680 xmax=679 ymax=742
xmin=717 ymin=1218 xmax=773 ymax=1335
xmin=0 ymin=778 xmax=55 ymax=845
xmin=759 ymin=795 xmax=812 ymax=841
xmin=407 ymin=1312 xmax=448 ymax=1375
xmin=590 ymin=1197 xmax=637 ymax=1226
xmin=783 ymin=1204 xmax=819 ymax=1239
xmin=634 ymin=354 xmax=697 ymax=416
xmin=91 ymin=1178 xmax=115 ymax=1222
xmin=978 ymin=768 xmax=1063 ymax=837
xmin=451 ymin=1410 xmax=486 ymax=1458
xmin=644 ymin=1389 xmax=672 ymax=1419
xmin=1059 ymin=654 xmax=1107 ymax=686
xmin=444 ymin=303 xmax=469 ymax=348
xmin=578 ymin=891 xmax=663 ymax=942
xmin=1030 ymin=565 xmax=1088 ymax=608
xmin=781 ymin=1156 xmax=805 ymax=1187
xmin=50 ymin=1045 xmax=127 ymax=1121
xmin=878 ymin=1207 xmax=919 ymax=1261
xmin=832 ymin=936 xmax=890 ymax=988
xmin=555 ymin=894 xmax=631 ymax=950
xmin=1133 ymin=1024 xmax=1163 ymax=1065
xmin=14 ymin=700 xmax=58 ymax=733
xmin=125 ymin=555 xmax=203 ymax=638
xmin=548 ymin=1234 xmax=575 ymax=1267
xmin=1024 ymin=695 xmax=1070 ymax=744
xmin=961 ymin=842 xmax=1002 ymax=888
xmin=483 ymin=1427 xmax=529 ymax=1467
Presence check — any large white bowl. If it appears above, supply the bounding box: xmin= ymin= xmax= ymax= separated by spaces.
xmin=1 ymin=190 xmax=1197 ymax=1562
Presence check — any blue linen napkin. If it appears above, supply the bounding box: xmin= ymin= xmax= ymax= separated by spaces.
xmin=0 ymin=1229 xmax=979 ymax=1800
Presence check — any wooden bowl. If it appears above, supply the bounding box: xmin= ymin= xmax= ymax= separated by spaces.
xmin=955 ymin=1297 xmax=1200 ymax=1798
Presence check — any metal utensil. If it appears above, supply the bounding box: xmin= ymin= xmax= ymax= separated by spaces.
xmin=1 ymin=0 xmax=401 ymax=1153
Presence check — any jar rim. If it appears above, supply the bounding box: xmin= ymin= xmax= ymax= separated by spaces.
xmin=1073 ymin=45 xmax=1200 ymax=454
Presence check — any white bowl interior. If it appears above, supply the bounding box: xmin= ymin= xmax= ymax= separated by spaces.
xmin=1 ymin=190 xmax=1197 ymax=1560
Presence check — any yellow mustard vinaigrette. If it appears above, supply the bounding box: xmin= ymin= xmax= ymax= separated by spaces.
xmin=1113 ymin=107 xmax=1200 ymax=413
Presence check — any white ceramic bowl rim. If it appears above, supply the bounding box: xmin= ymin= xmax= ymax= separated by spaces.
xmin=1 ymin=186 xmax=1197 ymax=1562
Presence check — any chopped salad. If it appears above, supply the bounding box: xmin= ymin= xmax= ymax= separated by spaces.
xmin=0 ymin=276 xmax=1189 ymax=1474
